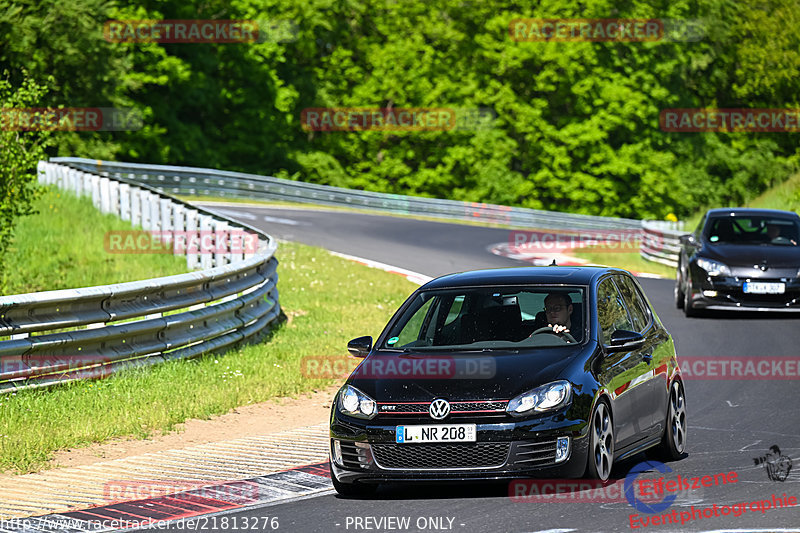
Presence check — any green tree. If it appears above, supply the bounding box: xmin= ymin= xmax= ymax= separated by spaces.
xmin=0 ymin=72 xmax=52 ymax=277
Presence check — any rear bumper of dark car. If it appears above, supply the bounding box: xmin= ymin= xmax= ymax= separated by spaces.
xmin=330 ymin=412 xmax=589 ymax=484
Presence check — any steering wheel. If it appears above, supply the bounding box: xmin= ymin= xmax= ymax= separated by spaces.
xmin=531 ymin=326 xmax=577 ymax=344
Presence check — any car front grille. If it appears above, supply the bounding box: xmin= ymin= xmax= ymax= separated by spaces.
xmin=371 ymin=442 xmax=510 ymax=470
xmin=377 ymin=400 xmax=508 ymax=416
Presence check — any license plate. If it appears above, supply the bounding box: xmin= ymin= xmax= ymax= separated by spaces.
xmin=743 ymin=282 xmax=785 ymax=294
xmin=396 ymin=424 xmax=476 ymax=443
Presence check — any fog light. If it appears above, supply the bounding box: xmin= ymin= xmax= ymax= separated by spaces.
xmin=555 ymin=436 xmax=570 ymax=463
xmin=355 ymin=441 xmax=374 ymax=469
xmin=702 ymin=290 xmax=718 ymax=297
xmin=332 ymin=440 xmax=343 ymax=467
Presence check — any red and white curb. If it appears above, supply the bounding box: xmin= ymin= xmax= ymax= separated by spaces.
xmin=329 ymin=251 xmax=433 ymax=285
xmin=489 ymin=243 xmax=666 ymax=279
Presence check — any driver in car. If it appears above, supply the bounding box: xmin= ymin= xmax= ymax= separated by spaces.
xmin=766 ymin=223 xmax=798 ymax=245
xmin=544 ymin=292 xmax=573 ymax=335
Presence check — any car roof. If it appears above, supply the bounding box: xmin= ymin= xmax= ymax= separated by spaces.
xmin=420 ymin=266 xmax=626 ymax=290
xmin=704 ymin=208 xmax=800 ymax=220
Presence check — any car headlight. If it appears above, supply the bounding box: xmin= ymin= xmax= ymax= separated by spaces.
xmin=696 ymin=258 xmax=731 ymax=277
xmin=337 ymin=385 xmax=377 ymax=419
xmin=506 ymin=380 xmax=572 ymax=416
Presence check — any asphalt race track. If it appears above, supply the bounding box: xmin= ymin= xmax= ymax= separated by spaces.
xmin=159 ymin=205 xmax=800 ymax=533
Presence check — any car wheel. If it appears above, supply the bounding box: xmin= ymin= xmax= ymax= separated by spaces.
xmin=683 ymin=279 xmax=698 ymax=317
xmin=586 ymin=400 xmax=614 ymax=481
xmin=654 ymin=381 xmax=687 ymax=460
xmin=330 ymin=462 xmax=378 ymax=498
xmin=674 ymin=267 xmax=685 ymax=309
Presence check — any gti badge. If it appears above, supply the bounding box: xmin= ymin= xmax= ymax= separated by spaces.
xmin=429 ymin=399 xmax=451 ymax=420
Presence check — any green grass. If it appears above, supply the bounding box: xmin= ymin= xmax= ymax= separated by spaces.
xmin=570 ymin=249 xmax=676 ymax=278
xmin=1 ymin=187 xmax=189 ymax=295
xmin=683 ymin=172 xmax=800 ymax=230
xmin=0 ymin=240 xmax=417 ymax=473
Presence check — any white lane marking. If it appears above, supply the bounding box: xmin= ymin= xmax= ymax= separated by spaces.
xmin=522 ymin=530 xmax=577 ymax=533
xmin=726 ymin=400 xmax=739 ymax=407
xmin=739 ymin=440 xmax=762 ymax=452
xmin=202 ymin=207 xmax=257 ymax=220
xmin=692 ymin=530 xmax=800 ymax=533
xmin=329 ymin=251 xmax=433 ymax=285
xmin=263 ymin=215 xmax=309 ymax=226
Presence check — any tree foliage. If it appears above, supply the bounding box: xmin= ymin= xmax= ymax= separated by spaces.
xmin=0 ymin=72 xmax=51 ymax=272
xmin=0 ymin=0 xmax=798 ymax=225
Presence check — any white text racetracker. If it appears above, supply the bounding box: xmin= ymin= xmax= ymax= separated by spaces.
xmin=396 ymin=424 xmax=477 ymax=443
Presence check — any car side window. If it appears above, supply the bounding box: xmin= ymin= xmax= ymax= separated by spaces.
xmin=614 ymin=275 xmax=650 ymax=332
xmin=597 ymin=278 xmax=633 ymax=344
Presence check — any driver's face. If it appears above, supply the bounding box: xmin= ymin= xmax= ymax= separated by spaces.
xmin=544 ymin=296 xmax=572 ymax=326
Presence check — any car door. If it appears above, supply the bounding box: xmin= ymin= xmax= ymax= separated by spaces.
xmin=614 ymin=274 xmax=667 ymax=438
xmin=595 ymin=277 xmax=653 ymax=449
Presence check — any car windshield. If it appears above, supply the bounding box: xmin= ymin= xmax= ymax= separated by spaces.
xmin=381 ymin=285 xmax=586 ymax=351
xmin=706 ymin=216 xmax=800 ymax=246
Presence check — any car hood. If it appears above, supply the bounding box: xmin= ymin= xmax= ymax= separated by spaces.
xmin=701 ymin=243 xmax=800 ymax=268
xmin=347 ymin=346 xmax=586 ymax=402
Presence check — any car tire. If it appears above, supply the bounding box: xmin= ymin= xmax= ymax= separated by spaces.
xmin=330 ymin=463 xmax=378 ymax=498
xmin=682 ymin=279 xmax=698 ymax=317
xmin=672 ymin=271 xmax=685 ymax=309
xmin=653 ymin=381 xmax=687 ymax=461
xmin=586 ymin=400 xmax=614 ymax=481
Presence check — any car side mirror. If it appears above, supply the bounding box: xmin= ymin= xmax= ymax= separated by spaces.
xmin=347 ymin=336 xmax=373 ymax=358
xmin=679 ymin=234 xmax=697 ymax=246
xmin=604 ymin=330 xmax=645 ymax=353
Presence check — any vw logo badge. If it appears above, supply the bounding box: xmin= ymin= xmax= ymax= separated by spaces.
xmin=429 ymin=399 xmax=451 ymax=420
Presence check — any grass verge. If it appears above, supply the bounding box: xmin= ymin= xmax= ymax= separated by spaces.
xmin=0 ymin=239 xmax=417 ymax=473
xmin=1 ymin=187 xmax=189 ymax=295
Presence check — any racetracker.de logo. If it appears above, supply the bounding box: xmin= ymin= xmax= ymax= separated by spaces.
xmin=103 ymin=480 xmax=261 ymax=503
xmin=660 ymin=109 xmax=800 ymax=132
xmin=0 ymin=355 xmax=112 ymax=382
xmin=0 ymin=108 xmax=143 ymax=131
xmin=104 ymin=230 xmax=259 ymax=255
xmin=300 ymin=355 xmax=496 ymax=380
xmin=103 ymin=20 xmax=260 ymax=43
xmin=509 ymin=229 xmax=648 ymax=253
xmin=510 ymin=19 xmax=664 ymax=41
xmin=679 ymin=356 xmax=800 ymax=380
xmin=301 ymin=108 xmax=456 ymax=132
xmin=509 ymin=18 xmax=705 ymax=42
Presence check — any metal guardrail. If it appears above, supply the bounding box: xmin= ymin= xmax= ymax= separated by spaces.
xmin=0 ymin=162 xmax=280 ymax=393
xmin=51 ymin=157 xmax=643 ymax=231
xmin=640 ymin=220 xmax=686 ymax=268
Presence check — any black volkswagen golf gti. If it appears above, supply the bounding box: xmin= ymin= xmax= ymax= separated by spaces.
xmin=329 ymin=267 xmax=686 ymax=495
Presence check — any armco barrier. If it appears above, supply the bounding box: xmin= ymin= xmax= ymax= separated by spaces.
xmin=51 ymin=158 xmax=643 ymax=231
xmin=641 ymin=220 xmax=686 ymax=267
xmin=0 ymin=162 xmax=280 ymax=393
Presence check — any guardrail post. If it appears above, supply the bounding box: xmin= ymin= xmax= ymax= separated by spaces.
xmin=130 ymin=187 xmax=141 ymax=227
xmin=109 ymin=181 xmax=120 ymax=216
xmin=199 ymin=214 xmax=214 ymax=270
xmin=99 ymin=177 xmax=111 ymax=214
xmin=185 ymin=209 xmax=201 ymax=269
xmin=91 ymin=175 xmax=101 ymax=209
xmin=119 ymin=184 xmax=131 ymax=221
xmin=141 ymin=191 xmax=153 ymax=230
xmin=150 ymin=193 xmax=161 ymax=233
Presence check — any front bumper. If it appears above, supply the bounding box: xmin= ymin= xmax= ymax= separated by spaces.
xmin=688 ymin=273 xmax=800 ymax=311
xmin=330 ymin=412 xmax=589 ymax=484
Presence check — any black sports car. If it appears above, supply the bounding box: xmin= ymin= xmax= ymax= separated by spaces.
xmin=675 ymin=208 xmax=800 ymax=316
xmin=329 ymin=266 xmax=686 ymax=496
